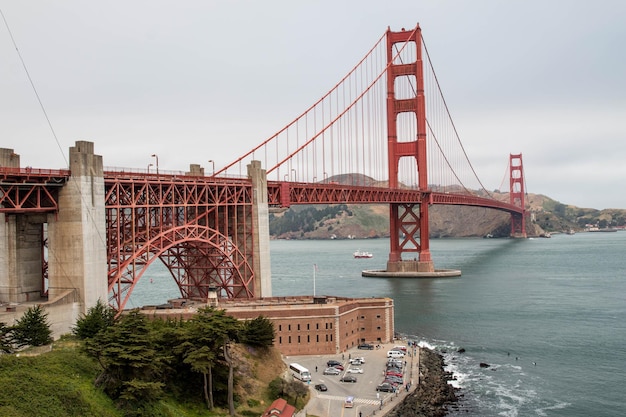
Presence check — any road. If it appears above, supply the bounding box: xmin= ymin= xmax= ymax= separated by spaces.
xmin=284 ymin=342 xmax=420 ymax=417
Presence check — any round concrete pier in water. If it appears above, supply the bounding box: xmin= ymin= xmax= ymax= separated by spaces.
xmin=362 ymin=269 xmax=462 ymax=278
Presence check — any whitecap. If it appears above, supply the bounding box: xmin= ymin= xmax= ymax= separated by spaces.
xmin=534 ymin=400 xmax=570 ymax=416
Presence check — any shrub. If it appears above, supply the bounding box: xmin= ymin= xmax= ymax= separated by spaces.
xmin=73 ymin=299 xmax=116 ymax=339
xmin=0 ymin=322 xmax=14 ymax=353
xmin=11 ymin=305 xmax=52 ymax=348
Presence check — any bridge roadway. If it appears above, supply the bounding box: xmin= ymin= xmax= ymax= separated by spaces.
xmin=286 ymin=342 xmax=420 ymax=417
xmin=268 ymin=181 xmax=523 ymax=214
xmin=0 ymin=169 xmax=522 ymax=215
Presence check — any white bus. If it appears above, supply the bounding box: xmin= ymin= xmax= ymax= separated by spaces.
xmin=289 ymin=363 xmax=312 ymax=382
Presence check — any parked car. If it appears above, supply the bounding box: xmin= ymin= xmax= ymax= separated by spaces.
xmin=358 ymin=343 xmax=374 ymax=350
xmin=347 ymin=367 xmax=363 ymax=374
xmin=387 ymin=359 xmax=403 ymax=367
xmin=349 ymin=358 xmax=363 ymax=365
xmin=332 ymin=364 xmax=344 ymax=371
xmin=376 ymin=382 xmax=395 ymax=392
xmin=340 ymin=375 xmax=357 ymax=383
xmin=314 ymin=383 xmax=328 ymax=392
xmin=353 ymin=356 xmax=365 ymax=363
xmin=386 ymin=375 xmax=403 ymax=384
xmin=323 ymin=367 xmax=341 ymax=375
xmin=382 ymin=379 xmax=400 ymax=387
xmin=327 ymin=360 xmax=342 ymax=367
xmin=386 ymin=371 xmax=403 ymax=378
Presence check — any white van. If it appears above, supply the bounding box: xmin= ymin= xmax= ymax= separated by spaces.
xmin=387 ymin=350 xmax=405 ymax=358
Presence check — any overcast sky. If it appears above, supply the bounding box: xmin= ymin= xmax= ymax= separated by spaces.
xmin=2 ymin=1 xmax=625 ymax=210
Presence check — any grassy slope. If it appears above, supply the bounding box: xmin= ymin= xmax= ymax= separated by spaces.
xmin=0 ymin=339 xmax=288 ymax=417
xmin=0 ymin=340 xmax=119 ymax=417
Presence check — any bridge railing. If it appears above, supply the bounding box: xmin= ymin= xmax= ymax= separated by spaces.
xmin=0 ymin=167 xmax=70 ymax=182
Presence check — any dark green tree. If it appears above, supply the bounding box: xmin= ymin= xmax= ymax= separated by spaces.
xmin=0 ymin=321 xmax=14 ymax=353
xmin=267 ymin=377 xmax=289 ymax=399
xmin=148 ymin=317 xmax=192 ymax=397
xmin=11 ymin=305 xmax=52 ymax=348
xmin=72 ymin=299 xmax=116 ymax=339
xmin=182 ymin=344 xmax=216 ymax=410
xmin=240 ymin=315 xmax=275 ymax=348
xmin=85 ymin=310 xmax=171 ymax=409
xmin=176 ymin=307 xmax=241 ymax=412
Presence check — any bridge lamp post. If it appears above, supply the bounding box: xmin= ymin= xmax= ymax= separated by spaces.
xmin=147 ymin=163 xmax=153 ymax=174
xmin=323 ymin=172 xmax=328 ymax=182
xmin=207 ymin=159 xmax=215 ymax=176
xmin=151 ymin=154 xmax=159 ymax=175
xmin=284 ymin=174 xmax=288 ymax=181
xmin=291 ymin=169 xmax=297 ymax=182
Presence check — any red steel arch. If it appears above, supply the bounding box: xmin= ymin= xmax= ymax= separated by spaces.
xmin=104 ymin=173 xmax=255 ymax=311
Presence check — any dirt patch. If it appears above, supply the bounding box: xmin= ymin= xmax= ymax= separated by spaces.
xmin=232 ymin=344 xmax=287 ymax=408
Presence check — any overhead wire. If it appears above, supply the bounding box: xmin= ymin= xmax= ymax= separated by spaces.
xmin=1 ymin=8 xmax=114 ymax=306
xmin=421 ymin=34 xmax=494 ymax=199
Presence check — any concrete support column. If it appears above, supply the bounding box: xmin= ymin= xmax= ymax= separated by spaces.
xmin=247 ymin=160 xmax=272 ymax=298
xmin=12 ymin=216 xmax=45 ymax=301
xmin=47 ymin=141 xmax=107 ymax=314
xmin=0 ymin=215 xmax=17 ymax=302
xmin=0 ymin=149 xmax=46 ymax=303
xmin=0 ymin=148 xmax=20 ymax=168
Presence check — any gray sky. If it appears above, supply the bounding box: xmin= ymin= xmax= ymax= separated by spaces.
xmin=2 ymin=1 xmax=625 ymax=210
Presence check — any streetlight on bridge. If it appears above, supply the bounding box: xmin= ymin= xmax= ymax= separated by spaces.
xmin=151 ymin=154 xmax=159 ymax=175
xmin=291 ymin=168 xmax=297 ymax=182
xmin=147 ymin=163 xmax=153 ymax=174
xmin=208 ymin=160 xmax=215 ymax=176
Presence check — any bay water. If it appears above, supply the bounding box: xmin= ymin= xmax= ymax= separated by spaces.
xmin=131 ymin=232 xmax=626 ymax=416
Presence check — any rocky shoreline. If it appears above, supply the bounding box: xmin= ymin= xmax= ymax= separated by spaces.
xmin=386 ymin=347 xmax=459 ymax=417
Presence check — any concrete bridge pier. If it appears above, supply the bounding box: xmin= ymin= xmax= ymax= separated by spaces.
xmin=47 ymin=141 xmax=108 ymax=320
xmin=0 ymin=213 xmax=48 ymax=303
xmin=248 ymin=160 xmax=272 ymax=297
xmin=0 ymin=150 xmax=48 ymax=303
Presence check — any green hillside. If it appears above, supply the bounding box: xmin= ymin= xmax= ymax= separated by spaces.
xmin=269 ymin=192 xmax=626 ymax=239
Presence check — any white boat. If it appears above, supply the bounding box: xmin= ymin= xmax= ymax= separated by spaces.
xmin=353 ymin=250 xmax=373 ymax=258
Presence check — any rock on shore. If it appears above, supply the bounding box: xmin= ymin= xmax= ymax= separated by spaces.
xmin=386 ymin=347 xmax=458 ymax=417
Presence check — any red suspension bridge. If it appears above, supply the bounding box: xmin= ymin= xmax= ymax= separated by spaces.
xmin=0 ymin=25 xmax=526 ymax=313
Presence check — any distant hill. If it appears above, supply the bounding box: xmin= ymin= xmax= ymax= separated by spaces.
xmin=269 ymin=176 xmax=626 ymax=239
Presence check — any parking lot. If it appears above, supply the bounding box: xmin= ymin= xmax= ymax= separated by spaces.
xmin=284 ymin=343 xmax=419 ymax=417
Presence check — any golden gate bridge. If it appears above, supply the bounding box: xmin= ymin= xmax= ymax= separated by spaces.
xmin=0 ymin=25 xmax=526 ymax=313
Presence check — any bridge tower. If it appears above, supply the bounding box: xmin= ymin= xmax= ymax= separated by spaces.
xmin=385 ymin=25 xmax=434 ymax=273
xmin=509 ymin=153 xmax=527 ymax=238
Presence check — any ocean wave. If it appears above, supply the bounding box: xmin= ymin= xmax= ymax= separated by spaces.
xmin=534 ymin=400 xmax=570 ymax=416
xmin=401 ymin=333 xmax=550 ymax=417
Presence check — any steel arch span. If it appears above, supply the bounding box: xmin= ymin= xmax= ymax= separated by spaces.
xmin=104 ymin=174 xmax=256 ymax=311
xmin=107 ymin=225 xmax=254 ymax=311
